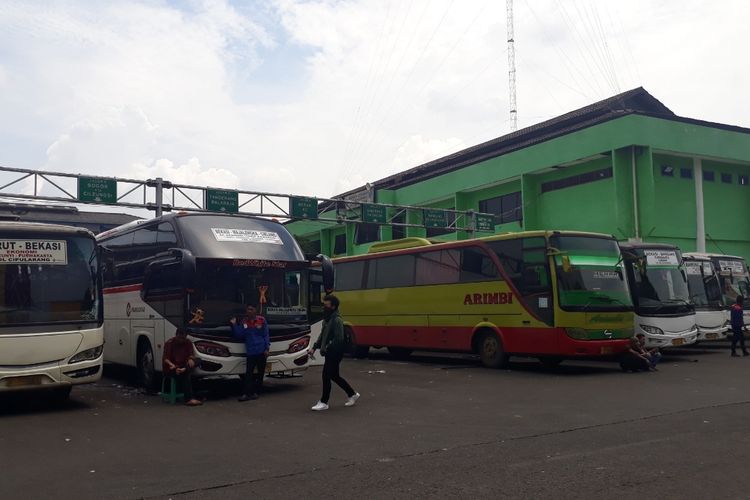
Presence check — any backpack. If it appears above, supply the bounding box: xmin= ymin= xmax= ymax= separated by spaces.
xmin=342 ymin=325 xmax=353 ymax=349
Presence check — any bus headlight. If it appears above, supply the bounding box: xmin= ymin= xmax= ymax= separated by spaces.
xmin=69 ymin=345 xmax=103 ymax=364
xmin=288 ymin=336 xmax=310 ymax=354
xmin=640 ymin=325 xmax=664 ymax=335
xmin=194 ymin=341 xmax=231 ymax=357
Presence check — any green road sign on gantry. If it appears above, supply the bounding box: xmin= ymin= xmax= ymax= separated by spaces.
xmin=423 ymin=209 xmax=447 ymax=228
xmin=78 ymin=177 xmax=117 ymax=204
xmin=205 ymin=189 xmax=239 ymax=213
xmin=475 ymin=214 xmax=495 ymax=232
xmin=290 ymin=196 xmax=318 ymax=219
xmin=362 ymin=204 xmax=387 ymax=224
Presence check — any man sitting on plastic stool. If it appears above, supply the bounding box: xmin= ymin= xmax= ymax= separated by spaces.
xmin=162 ymin=328 xmax=203 ymax=406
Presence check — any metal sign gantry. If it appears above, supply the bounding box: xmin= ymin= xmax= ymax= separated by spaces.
xmin=0 ymin=165 xmax=496 ymax=234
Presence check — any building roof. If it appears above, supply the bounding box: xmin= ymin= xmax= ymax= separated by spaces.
xmin=338 ymin=87 xmax=750 ymax=196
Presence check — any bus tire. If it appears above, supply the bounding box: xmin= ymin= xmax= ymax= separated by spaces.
xmin=539 ymin=356 xmax=563 ymax=368
xmin=477 ymin=331 xmax=509 ymax=369
xmin=137 ymin=338 xmax=158 ymax=393
xmin=388 ymin=347 xmax=413 ymax=359
xmin=52 ymin=386 xmax=72 ymax=401
xmin=345 ymin=326 xmax=369 ymax=359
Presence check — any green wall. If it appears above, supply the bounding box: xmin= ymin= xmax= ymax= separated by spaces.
xmin=286 ymin=114 xmax=750 ymax=262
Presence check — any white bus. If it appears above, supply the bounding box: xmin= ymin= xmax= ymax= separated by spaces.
xmin=0 ymin=222 xmax=103 ymax=399
xmin=620 ymin=242 xmax=698 ymax=348
xmin=682 ymin=253 xmax=728 ymax=341
xmin=706 ymin=253 xmax=750 ymax=330
xmin=96 ymin=213 xmax=332 ymax=391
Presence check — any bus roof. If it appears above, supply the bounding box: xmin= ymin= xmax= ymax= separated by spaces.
xmin=618 ymin=242 xmax=679 ymax=251
xmin=683 ymin=252 xmax=745 ymax=261
xmin=97 ymin=212 xmax=306 ymax=262
xmin=345 ymin=230 xmax=616 ymax=260
xmin=0 ymin=220 xmax=95 ymax=238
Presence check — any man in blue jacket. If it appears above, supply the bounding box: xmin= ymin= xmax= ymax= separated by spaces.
xmin=230 ymin=305 xmax=270 ymax=401
xmin=730 ymin=295 xmax=748 ymax=357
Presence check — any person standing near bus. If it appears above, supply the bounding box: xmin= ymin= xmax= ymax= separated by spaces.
xmin=230 ymin=305 xmax=270 ymax=401
xmin=730 ymin=295 xmax=748 ymax=357
xmin=162 ymin=328 xmax=203 ymax=406
xmin=309 ymin=295 xmax=360 ymax=411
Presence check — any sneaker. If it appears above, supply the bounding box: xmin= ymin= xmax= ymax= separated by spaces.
xmin=238 ymin=394 xmax=251 ymax=402
xmin=345 ymin=393 xmax=360 ymax=407
xmin=249 ymin=393 xmax=259 ymax=400
xmin=731 ymin=352 xmax=740 ymax=357
xmin=311 ymin=401 xmax=329 ymax=411
xmin=743 ymin=351 xmax=750 ymax=357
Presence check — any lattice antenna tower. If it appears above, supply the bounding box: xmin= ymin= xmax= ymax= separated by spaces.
xmin=506 ymin=0 xmax=517 ymax=131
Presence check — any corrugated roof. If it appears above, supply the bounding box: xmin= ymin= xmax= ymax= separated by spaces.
xmin=337 ymin=87 xmax=748 ymax=196
xmin=0 ymin=202 xmax=139 ymax=225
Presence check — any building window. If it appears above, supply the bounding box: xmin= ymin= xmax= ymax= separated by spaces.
xmin=356 ymin=223 xmax=380 ymax=244
xmin=660 ymin=165 xmax=675 ymax=177
xmin=721 ymin=173 xmax=732 ymax=184
xmin=479 ymin=191 xmax=522 ymax=224
xmin=333 ymin=233 xmax=346 ymax=255
xmin=680 ymin=167 xmax=693 ymax=179
xmin=540 ymin=167 xmax=613 ymax=194
xmin=740 ymin=175 xmax=749 ymax=186
xmin=703 ymin=170 xmax=715 ymax=182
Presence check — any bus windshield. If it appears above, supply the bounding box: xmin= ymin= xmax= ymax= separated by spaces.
xmin=684 ymin=260 xmax=722 ymax=308
xmin=550 ymin=236 xmax=632 ymax=311
xmin=189 ymin=262 xmax=307 ymax=327
xmin=715 ymin=258 xmax=750 ymax=308
xmin=627 ymin=249 xmax=691 ymax=313
xmin=0 ymin=235 xmax=99 ymax=327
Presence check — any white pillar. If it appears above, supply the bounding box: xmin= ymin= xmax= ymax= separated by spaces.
xmin=694 ymin=158 xmax=706 ymax=252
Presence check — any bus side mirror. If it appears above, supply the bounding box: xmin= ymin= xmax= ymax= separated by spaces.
xmin=561 ymin=255 xmax=572 ymax=273
xmin=315 ymin=254 xmax=335 ymax=293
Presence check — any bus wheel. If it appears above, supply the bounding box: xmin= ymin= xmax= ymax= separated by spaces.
xmin=539 ymin=356 xmax=563 ymax=368
xmin=346 ymin=326 xmax=369 ymax=359
xmin=137 ymin=339 xmax=158 ymax=392
xmin=52 ymin=386 xmax=72 ymax=402
xmin=478 ymin=331 xmax=509 ymax=369
xmin=388 ymin=347 xmax=413 ymax=359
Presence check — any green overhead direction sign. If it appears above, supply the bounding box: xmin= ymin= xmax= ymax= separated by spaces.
xmin=78 ymin=177 xmax=117 ymax=204
xmin=290 ymin=196 xmax=318 ymax=219
xmin=475 ymin=214 xmax=495 ymax=232
xmin=205 ymin=189 xmax=239 ymax=213
xmin=423 ymin=209 xmax=447 ymax=228
xmin=362 ymin=204 xmax=387 ymax=224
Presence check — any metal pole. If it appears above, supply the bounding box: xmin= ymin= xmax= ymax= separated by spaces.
xmin=694 ymin=157 xmax=706 ymax=252
xmin=154 ymin=177 xmax=164 ymax=217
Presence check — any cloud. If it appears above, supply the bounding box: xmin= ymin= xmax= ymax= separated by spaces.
xmin=0 ymin=0 xmax=748 ymax=217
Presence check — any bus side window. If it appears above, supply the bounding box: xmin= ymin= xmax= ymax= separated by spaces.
xmin=488 ymin=238 xmax=553 ymax=325
xmin=335 ymin=261 xmax=366 ymax=291
xmin=415 ymin=250 xmax=460 ymax=286
xmin=156 ymin=222 xmax=178 ymax=250
xmin=103 ymin=232 xmax=134 ymax=286
xmin=373 ymin=255 xmax=415 ymax=289
xmin=459 ymin=247 xmax=499 ymax=282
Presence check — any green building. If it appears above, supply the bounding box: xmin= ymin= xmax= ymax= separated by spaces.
xmin=288 ymin=88 xmax=750 ymax=261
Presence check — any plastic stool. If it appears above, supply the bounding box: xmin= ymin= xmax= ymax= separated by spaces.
xmin=161 ymin=376 xmax=185 ymax=404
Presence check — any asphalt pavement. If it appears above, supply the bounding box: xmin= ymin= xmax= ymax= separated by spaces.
xmin=2 ymin=342 xmax=749 ymax=500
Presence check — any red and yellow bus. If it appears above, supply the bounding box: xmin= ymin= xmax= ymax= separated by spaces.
xmin=332 ymin=231 xmax=635 ymax=368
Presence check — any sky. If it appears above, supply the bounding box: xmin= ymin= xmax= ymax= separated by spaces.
xmin=0 ymin=0 xmax=748 ymax=211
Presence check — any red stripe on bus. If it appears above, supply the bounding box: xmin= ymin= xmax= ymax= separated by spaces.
xmin=103 ymin=284 xmax=143 ymax=295
xmin=352 ymin=325 xmax=629 ymax=357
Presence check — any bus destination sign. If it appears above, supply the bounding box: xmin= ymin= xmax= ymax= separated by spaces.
xmin=78 ymin=177 xmax=117 ymax=204
xmin=205 ymin=189 xmax=239 ymax=213
xmin=290 ymin=197 xmax=318 ymax=219
xmin=0 ymin=239 xmax=67 ymax=265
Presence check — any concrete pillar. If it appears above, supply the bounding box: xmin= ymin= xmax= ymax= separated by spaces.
xmin=520 ymin=174 xmax=539 ymax=230
xmin=694 ymin=157 xmax=706 ymax=252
